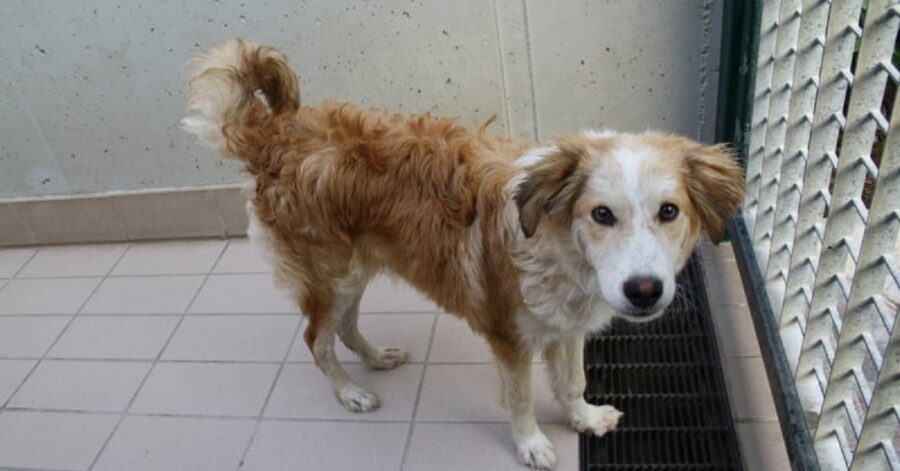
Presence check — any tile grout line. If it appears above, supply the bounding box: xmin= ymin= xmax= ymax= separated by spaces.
xmin=85 ymin=241 xmax=229 ymax=471
xmin=2 ymin=403 xmax=560 ymax=426
xmin=209 ymin=238 xmax=232 ymax=273
xmin=12 ymin=272 xmax=230 ymax=280
xmin=234 ymin=314 xmax=305 ymax=470
xmin=0 ymin=244 xmax=131 ymax=410
xmin=0 ymin=466 xmax=73 ymax=471
xmin=399 ymin=310 xmax=440 ymax=471
xmin=12 ymin=244 xmax=131 ymax=280
xmin=0 ymin=247 xmax=40 ymax=294
xmin=8 ymin=245 xmax=41 ymax=280
xmin=0 ymin=356 xmax=499 ymax=366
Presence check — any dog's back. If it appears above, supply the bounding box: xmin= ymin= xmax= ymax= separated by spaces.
xmin=181 ymin=38 xmax=527 ymax=319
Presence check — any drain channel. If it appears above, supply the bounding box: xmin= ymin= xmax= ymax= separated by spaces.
xmin=580 ymin=254 xmax=742 ymax=470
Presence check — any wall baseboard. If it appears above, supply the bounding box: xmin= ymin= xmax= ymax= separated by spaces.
xmin=0 ymin=184 xmax=248 ymax=247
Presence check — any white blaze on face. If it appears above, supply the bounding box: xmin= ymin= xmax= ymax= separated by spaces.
xmin=575 ymin=144 xmax=683 ymax=318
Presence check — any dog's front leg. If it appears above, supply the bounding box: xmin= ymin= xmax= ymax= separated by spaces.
xmin=496 ymin=352 xmax=555 ymax=470
xmin=544 ymin=335 xmax=623 ymax=436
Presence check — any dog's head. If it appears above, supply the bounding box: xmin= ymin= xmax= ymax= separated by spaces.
xmin=514 ymin=131 xmax=743 ymax=322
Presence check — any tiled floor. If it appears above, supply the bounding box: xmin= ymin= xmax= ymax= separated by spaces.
xmin=699 ymin=241 xmax=790 ymax=471
xmin=0 ymin=238 xmax=577 ymax=471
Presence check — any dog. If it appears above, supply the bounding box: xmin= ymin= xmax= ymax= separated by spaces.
xmin=181 ymin=38 xmax=744 ymax=469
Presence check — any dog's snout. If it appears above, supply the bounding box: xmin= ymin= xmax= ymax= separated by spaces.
xmin=623 ymin=276 xmax=663 ymax=310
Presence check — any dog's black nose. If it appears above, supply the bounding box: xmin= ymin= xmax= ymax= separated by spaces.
xmin=623 ymin=276 xmax=663 ymax=309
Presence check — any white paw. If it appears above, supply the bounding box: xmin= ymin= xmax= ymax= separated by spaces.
xmin=515 ymin=432 xmax=556 ymax=470
xmin=367 ymin=347 xmax=408 ymax=370
xmin=571 ymin=404 xmax=623 ymax=436
xmin=337 ymin=385 xmax=380 ymax=412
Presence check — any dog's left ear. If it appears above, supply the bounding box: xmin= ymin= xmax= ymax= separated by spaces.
xmin=514 ymin=141 xmax=588 ymax=237
xmin=682 ymin=143 xmax=745 ymax=243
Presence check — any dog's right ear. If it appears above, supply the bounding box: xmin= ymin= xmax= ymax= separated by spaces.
xmin=514 ymin=141 xmax=588 ymax=237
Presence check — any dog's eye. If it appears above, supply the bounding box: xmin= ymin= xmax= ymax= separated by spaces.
xmin=591 ymin=206 xmax=616 ymax=226
xmin=658 ymin=203 xmax=679 ymax=222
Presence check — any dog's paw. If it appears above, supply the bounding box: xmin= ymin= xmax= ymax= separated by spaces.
xmin=337 ymin=385 xmax=380 ymax=412
xmin=366 ymin=347 xmax=408 ymax=370
xmin=515 ymin=432 xmax=556 ymax=470
xmin=571 ymin=404 xmax=623 ymax=437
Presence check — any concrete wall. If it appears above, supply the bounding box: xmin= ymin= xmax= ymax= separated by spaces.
xmin=0 ymin=0 xmax=721 ymax=199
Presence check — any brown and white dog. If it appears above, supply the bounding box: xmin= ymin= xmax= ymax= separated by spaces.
xmin=182 ymin=39 xmax=744 ymax=469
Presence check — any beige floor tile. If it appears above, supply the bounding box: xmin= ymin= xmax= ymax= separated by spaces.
xmin=736 ymin=422 xmax=790 ymax=471
xmin=8 ymin=360 xmax=151 ymax=411
xmin=93 ymin=416 xmax=256 ymax=471
xmin=0 ymin=410 xmax=118 ymax=470
xmin=705 ymin=240 xmax=737 ymax=259
xmin=287 ymin=313 xmax=433 ymax=363
xmin=265 ymin=363 xmax=423 ymax=421
xmin=0 ymin=316 xmax=70 ymax=357
xmin=0 ymin=278 xmax=101 ymax=315
xmin=710 ymin=303 xmax=761 ymax=358
xmin=704 ymin=257 xmax=749 ymax=306
xmin=130 ymin=362 xmax=279 ymax=416
xmin=111 ymin=239 xmax=226 ymax=275
xmin=360 ymin=276 xmax=438 ymax=313
xmin=704 ymin=241 xmax=736 ymax=262
xmin=405 ymin=422 xmax=578 ymax=471
xmin=725 ymin=357 xmax=778 ymax=421
xmin=48 ymin=315 xmax=180 ymax=360
xmin=213 ymin=238 xmax=272 ymax=273
xmin=0 ymin=247 xmax=36 ymax=277
xmin=162 ymin=315 xmax=299 ymax=361
xmin=417 ymin=364 xmax=566 ymax=423
xmin=189 ymin=274 xmax=296 ymax=314
xmin=241 ymin=420 xmax=408 ymax=471
xmin=0 ymin=359 xmax=36 ymax=403
xmin=17 ymin=243 xmax=127 ymax=277
xmin=82 ymin=275 xmax=205 ymax=314
xmin=429 ymin=314 xmax=493 ymax=363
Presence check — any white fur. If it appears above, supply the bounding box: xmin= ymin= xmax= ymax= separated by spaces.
xmin=576 ymin=146 xmax=682 ymax=319
xmin=496 ymin=357 xmax=556 ymax=469
xmin=515 ymin=431 xmax=556 ymax=470
xmin=582 ymin=128 xmax=618 ymax=140
xmin=337 ymin=384 xmax=380 ymax=412
xmin=516 ymin=146 xmax=556 ymax=168
xmin=569 ymin=403 xmax=623 ymax=435
xmin=180 ymin=40 xmax=253 ymax=151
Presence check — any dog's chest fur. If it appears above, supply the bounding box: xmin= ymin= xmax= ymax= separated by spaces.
xmin=513 ymin=230 xmax=614 ymax=346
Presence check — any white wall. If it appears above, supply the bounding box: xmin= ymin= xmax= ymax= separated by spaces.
xmin=0 ymin=0 xmax=721 ymax=199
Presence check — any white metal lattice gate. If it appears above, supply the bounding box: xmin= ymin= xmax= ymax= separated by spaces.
xmin=740 ymin=0 xmax=900 ymax=469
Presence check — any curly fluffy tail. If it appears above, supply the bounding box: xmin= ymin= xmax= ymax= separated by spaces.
xmin=181 ymin=38 xmax=299 ymax=158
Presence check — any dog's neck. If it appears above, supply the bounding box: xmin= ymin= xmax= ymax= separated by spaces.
xmin=511 ymin=226 xmax=614 ymax=343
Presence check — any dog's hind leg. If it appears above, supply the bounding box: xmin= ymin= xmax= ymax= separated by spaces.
xmin=336 ymin=287 xmax=408 ymax=370
xmin=302 ymin=275 xmax=380 ymax=412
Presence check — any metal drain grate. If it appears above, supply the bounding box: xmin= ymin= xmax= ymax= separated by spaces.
xmin=580 ymin=254 xmax=742 ymax=470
